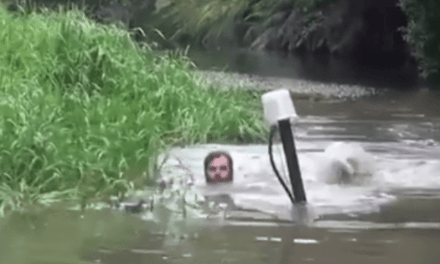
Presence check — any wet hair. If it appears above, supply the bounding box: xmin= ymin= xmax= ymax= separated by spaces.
xmin=204 ymin=151 xmax=233 ymax=184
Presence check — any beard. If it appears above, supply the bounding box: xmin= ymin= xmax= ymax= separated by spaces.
xmin=208 ymin=174 xmax=231 ymax=184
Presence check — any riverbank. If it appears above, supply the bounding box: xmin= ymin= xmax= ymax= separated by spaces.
xmin=0 ymin=2 xmax=411 ymax=217
xmin=194 ymin=70 xmax=385 ymax=101
xmin=0 ymin=5 xmax=268 ymax=216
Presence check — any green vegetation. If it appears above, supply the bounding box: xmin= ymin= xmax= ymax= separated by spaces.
xmin=157 ymin=0 xmax=439 ymax=87
xmin=154 ymin=0 xmax=249 ymax=47
xmin=4 ymin=0 xmax=439 ymax=87
xmin=399 ymin=0 xmax=440 ymax=86
xmin=154 ymin=0 xmax=335 ymax=49
xmin=0 ymin=4 xmax=267 ymax=216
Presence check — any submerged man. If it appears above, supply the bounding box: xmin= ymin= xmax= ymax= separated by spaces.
xmin=204 ymin=151 xmax=233 ymax=184
xmin=202 ymin=151 xmax=237 ymax=214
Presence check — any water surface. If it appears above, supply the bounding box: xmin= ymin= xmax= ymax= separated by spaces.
xmin=1 ymin=49 xmax=439 ymax=264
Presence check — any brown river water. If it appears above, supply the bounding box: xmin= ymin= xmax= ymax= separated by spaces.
xmin=1 ymin=49 xmax=440 ymax=264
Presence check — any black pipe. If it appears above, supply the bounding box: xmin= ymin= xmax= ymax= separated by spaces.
xmin=278 ymin=119 xmax=307 ymax=203
xmin=269 ymin=125 xmax=296 ymax=204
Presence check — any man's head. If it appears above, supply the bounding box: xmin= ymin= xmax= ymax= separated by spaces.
xmin=204 ymin=151 xmax=233 ymax=184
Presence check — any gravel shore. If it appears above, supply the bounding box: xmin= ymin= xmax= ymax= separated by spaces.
xmin=194 ymin=70 xmax=386 ymax=101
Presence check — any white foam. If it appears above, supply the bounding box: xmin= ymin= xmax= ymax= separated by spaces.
xmin=160 ymin=142 xmax=440 ymax=219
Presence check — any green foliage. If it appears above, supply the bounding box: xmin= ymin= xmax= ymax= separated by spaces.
xmin=243 ymin=0 xmax=332 ymax=21
xmin=155 ymin=0 xmax=335 ymax=50
xmin=0 ymin=4 xmax=267 ymax=215
xmin=399 ymin=0 xmax=440 ymax=85
xmin=294 ymin=0 xmax=335 ymax=11
xmin=156 ymin=0 xmax=250 ymax=47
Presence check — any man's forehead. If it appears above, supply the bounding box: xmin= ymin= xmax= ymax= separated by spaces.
xmin=211 ymin=155 xmax=228 ymax=164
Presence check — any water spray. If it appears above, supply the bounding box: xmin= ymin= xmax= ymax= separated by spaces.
xmin=262 ymin=89 xmax=307 ymax=204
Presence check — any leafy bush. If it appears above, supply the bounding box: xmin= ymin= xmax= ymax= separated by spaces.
xmin=399 ymin=0 xmax=440 ymax=85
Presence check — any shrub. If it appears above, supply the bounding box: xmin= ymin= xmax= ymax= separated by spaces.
xmin=399 ymin=0 xmax=440 ymax=86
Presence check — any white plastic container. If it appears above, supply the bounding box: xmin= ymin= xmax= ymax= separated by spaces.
xmin=261 ymin=89 xmax=298 ymax=126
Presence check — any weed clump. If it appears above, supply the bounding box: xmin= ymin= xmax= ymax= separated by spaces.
xmin=0 ymin=5 xmax=266 ymax=215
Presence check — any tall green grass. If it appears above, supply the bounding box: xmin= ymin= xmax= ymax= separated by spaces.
xmin=155 ymin=0 xmax=335 ymax=48
xmin=0 ymin=5 xmax=267 ymax=215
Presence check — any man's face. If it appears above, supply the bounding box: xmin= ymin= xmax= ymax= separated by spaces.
xmin=208 ymin=155 xmax=231 ymax=182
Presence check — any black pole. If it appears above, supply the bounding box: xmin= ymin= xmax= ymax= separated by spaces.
xmin=278 ymin=119 xmax=306 ymax=203
xmin=269 ymin=126 xmax=296 ymax=204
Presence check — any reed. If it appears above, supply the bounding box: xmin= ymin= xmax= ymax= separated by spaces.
xmin=0 ymin=4 xmax=267 ymax=215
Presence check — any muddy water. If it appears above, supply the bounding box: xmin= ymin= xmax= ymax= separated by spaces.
xmin=1 ymin=50 xmax=440 ymax=263
xmin=1 ymin=87 xmax=439 ymax=264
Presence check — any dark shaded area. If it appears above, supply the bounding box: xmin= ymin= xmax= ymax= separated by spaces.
xmin=399 ymin=0 xmax=440 ymax=89
xmin=354 ymin=1 xmax=409 ymax=66
xmin=249 ymin=0 xmax=414 ymax=70
xmin=1 ymin=0 xmax=425 ymax=89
